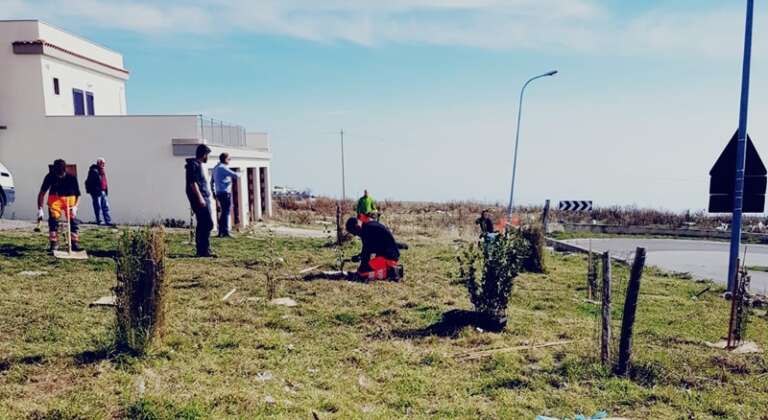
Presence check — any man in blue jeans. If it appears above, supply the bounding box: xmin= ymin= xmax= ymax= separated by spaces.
xmin=84 ymin=157 xmax=115 ymax=226
xmin=186 ymin=145 xmax=215 ymax=257
xmin=211 ymin=152 xmax=241 ymax=238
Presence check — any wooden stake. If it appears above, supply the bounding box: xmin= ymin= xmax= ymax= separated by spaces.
xmin=222 ymin=288 xmax=237 ymax=301
xmin=587 ymin=239 xmax=597 ymax=299
xmin=455 ymin=340 xmax=572 ymax=361
xmin=336 ymin=204 xmax=342 ymax=245
xmin=727 ymin=258 xmax=741 ymax=349
xmin=601 ymin=251 xmax=612 ymax=366
xmin=616 ymin=247 xmax=646 ymax=376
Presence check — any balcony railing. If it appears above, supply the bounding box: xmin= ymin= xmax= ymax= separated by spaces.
xmin=197 ymin=115 xmax=247 ymax=148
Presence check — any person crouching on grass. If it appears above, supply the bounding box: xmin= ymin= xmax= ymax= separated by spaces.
xmin=37 ymin=159 xmax=82 ymax=254
xmin=345 ymin=216 xmax=401 ymax=281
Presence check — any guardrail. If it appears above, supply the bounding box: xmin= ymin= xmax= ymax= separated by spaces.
xmin=545 ymin=237 xmax=630 ymax=265
xmin=562 ymin=223 xmax=768 ymax=243
xmin=197 ymin=115 xmax=247 ymax=148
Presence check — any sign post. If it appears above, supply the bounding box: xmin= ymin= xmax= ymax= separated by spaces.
xmin=558 ymin=200 xmax=592 ymax=212
xmin=728 ymin=0 xmax=755 ymax=293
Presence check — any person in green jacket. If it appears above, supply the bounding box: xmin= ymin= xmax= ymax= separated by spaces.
xmin=356 ymin=190 xmax=377 ymax=223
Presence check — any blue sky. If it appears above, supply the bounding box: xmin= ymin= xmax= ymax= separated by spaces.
xmin=4 ymin=1 xmax=768 ymax=210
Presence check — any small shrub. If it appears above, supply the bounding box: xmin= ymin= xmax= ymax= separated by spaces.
xmin=115 ymin=226 xmax=169 ymax=355
xmin=520 ymin=224 xmax=547 ymax=273
xmin=124 ymin=397 xmax=206 ymax=420
xmin=162 ymin=218 xmax=188 ymax=229
xmin=458 ymin=230 xmax=527 ymax=322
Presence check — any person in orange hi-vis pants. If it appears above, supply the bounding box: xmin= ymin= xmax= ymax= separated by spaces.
xmin=37 ymin=159 xmax=83 ymax=254
xmin=345 ymin=216 xmax=401 ymax=281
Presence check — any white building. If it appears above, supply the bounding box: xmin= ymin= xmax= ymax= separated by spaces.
xmin=0 ymin=20 xmax=272 ymax=227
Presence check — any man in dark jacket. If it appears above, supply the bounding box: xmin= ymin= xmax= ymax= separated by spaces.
xmin=475 ymin=210 xmax=495 ymax=236
xmin=186 ymin=145 xmax=214 ymax=257
xmin=346 ymin=217 xmax=401 ymax=281
xmin=85 ymin=158 xmax=114 ymax=226
xmin=37 ymin=159 xmax=82 ymax=253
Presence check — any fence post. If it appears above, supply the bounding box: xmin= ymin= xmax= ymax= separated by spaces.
xmin=336 ymin=204 xmax=342 ymax=246
xmin=616 ymin=247 xmax=646 ymax=376
xmin=542 ymin=199 xmax=550 ymax=232
xmin=601 ymin=251 xmax=612 ymax=366
xmin=587 ymin=251 xmax=598 ymax=300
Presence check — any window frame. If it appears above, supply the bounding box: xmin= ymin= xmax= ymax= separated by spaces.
xmin=72 ymin=88 xmax=85 ymax=116
xmin=85 ymin=91 xmax=95 ymax=116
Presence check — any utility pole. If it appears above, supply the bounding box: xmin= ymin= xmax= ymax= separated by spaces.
xmin=340 ymin=129 xmax=346 ymax=205
xmin=727 ymin=0 xmax=755 ymax=293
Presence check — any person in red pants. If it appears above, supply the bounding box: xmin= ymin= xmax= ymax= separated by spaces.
xmin=346 ymin=217 xmax=401 ymax=281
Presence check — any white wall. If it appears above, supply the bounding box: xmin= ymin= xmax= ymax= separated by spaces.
xmin=0 ymin=21 xmax=128 ymax=117
xmin=0 ymin=21 xmax=46 ymax=125
xmin=2 ymin=115 xmax=272 ymax=224
xmin=38 ymin=21 xmax=124 ymax=69
xmin=3 ymin=115 xmax=198 ymax=223
xmin=0 ymin=21 xmax=272 ymax=225
xmin=41 ymin=55 xmax=127 ymax=116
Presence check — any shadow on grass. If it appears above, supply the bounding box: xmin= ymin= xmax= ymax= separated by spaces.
xmin=0 ymin=354 xmax=45 ymax=372
xmin=302 ymin=272 xmax=362 ymax=283
xmin=85 ymin=249 xmax=118 ymax=259
xmin=73 ymin=346 xmax=115 ymax=366
xmin=393 ymin=309 xmax=506 ymax=338
xmin=73 ymin=342 xmax=144 ymax=370
xmin=0 ymin=243 xmax=38 ymax=258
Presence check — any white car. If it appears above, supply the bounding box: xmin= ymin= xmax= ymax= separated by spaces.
xmin=0 ymin=162 xmax=15 ymax=218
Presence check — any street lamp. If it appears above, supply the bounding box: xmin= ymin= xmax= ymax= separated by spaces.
xmin=506 ymin=70 xmax=558 ymax=222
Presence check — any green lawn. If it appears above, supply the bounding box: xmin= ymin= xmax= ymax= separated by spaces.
xmin=0 ymin=226 xmax=767 ymax=419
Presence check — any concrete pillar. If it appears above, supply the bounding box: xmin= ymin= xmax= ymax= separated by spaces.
xmin=253 ymin=167 xmax=263 ymax=220
xmin=264 ymin=166 xmax=273 ymax=217
xmin=205 ymin=165 xmax=218 ymax=233
xmin=237 ymin=168 xmax=249 ymax=227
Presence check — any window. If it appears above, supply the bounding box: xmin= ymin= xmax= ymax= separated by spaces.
xmin=53 ymin=78 xmax=60 ymax=95
xmin=86 ymin=91 xmax=95 ymax=116
xmin=72 ymin=89 xmax=85 ymax=116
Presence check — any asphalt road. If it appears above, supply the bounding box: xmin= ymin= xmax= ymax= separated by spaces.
xmin=564 ymin=238 xmax=768 ymax=292
xmin=0 ymin=219 xmax=35 ymax=231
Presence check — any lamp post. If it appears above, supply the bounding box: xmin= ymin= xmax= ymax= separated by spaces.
xmin=727 ymin=0 xmax=755 ymax=293
xmin=507 ymin=70 xmax=558 ymax=222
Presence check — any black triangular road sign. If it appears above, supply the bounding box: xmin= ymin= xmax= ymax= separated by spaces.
xmin=708 ymin=131 xmax=767 ymax=213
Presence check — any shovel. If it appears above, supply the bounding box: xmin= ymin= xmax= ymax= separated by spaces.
xmin=53 ymin=200 xmax=88 ymax=260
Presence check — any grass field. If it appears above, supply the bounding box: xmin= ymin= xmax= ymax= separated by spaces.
xmin=1 ymin=224 xmax=767 ymax=419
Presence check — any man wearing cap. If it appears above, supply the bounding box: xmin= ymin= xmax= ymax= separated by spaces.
xmin=185 ymin=144 xmax=215 ymax=257
xmin=85 ymin=157 xmax=114 ymax=226
xmin=37 ymin=159 xmax=82 ymax=254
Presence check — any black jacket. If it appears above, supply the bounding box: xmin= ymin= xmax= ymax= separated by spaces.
xmin=84 ymin=164 xmax=106 ymax=195
xmin=360 ymin=221 xmax=400 ymax=263
xmin=476 ymin=216 xmax=494 ymax=234
xmin=41 ymin=173 xmax=80 ymax=197
xmin=185 ymin=158 xmax=211 ymax=207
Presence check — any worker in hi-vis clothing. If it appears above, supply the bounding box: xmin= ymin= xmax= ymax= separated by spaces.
xmin=356 ymin=189 xmax=378 ymax=223
xmin=37 ymin=159 xmax=82 ymax=254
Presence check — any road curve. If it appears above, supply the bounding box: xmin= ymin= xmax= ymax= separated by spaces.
xmin=564 ymin=238 xmax=768 ymax=292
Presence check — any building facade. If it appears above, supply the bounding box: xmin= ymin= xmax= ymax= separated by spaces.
xmin=0 ymin=20 xmax=272 ymax=227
